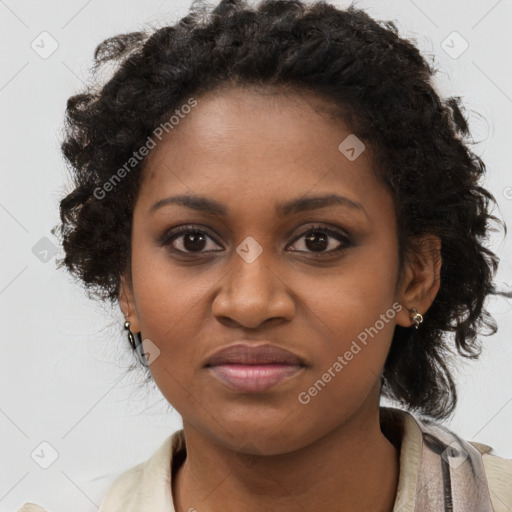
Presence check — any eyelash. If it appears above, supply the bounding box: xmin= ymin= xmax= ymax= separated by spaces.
xmin=159 ymin=224 xmax=353 ymax=258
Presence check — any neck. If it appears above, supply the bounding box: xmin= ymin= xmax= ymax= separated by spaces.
xmin=172 ymin=404 xmax=400 ymax=512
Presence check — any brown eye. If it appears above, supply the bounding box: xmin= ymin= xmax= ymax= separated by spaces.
xmin=160 ymin=225 xmax=223 ymax=254
xmin=288 ymin=226 xmax=352 ymax=256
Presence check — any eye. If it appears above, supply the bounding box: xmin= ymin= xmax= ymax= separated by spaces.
xmin=159 ymin=224 xmax=352 ymax=257
xmin=160 ymin=225 xmax=223 ymax=254
xmin=287 ymin=225 xmax=352 ymax=256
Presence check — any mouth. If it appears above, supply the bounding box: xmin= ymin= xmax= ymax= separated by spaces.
xmin=205 ymin=342 xmax=306 ymax=393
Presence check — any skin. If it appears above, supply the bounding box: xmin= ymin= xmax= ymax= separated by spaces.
xmin=120 ymin=85 xmax=441 ymax=512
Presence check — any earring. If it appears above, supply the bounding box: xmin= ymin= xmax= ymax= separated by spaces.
xmin=124 ymin=321 xmax=142 ymax=350
xmin=409 ymin=307 xmax=423 ymax=329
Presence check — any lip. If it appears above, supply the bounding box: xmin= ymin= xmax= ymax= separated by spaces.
xmin=205 ymin=342 xmax=306 ymax=393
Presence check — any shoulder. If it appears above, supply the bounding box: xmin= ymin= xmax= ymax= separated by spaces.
xmin=17 ymin=431 xmax=184 ymax=512
xmin=99 ymin=430 xmax=182 ymax=511
xmin=14 ymin=463 xmax=149 ymax=512
xmin=383 ymin=406 xmax=512 ymax=511
xmin=17 ymin=505 xmax=49 ymax=512
xmin=469 ymin=441 xmax=512 ymax=512
xmin=413 ymin=411 xmax=512 ymax=511
xmin=98 ymin=457 xmax=149 ymax=509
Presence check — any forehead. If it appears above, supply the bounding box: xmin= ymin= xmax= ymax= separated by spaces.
xmin=137 ymin=85 xmax=390 ymax=218
xmin=144 ymin=85 xmax=356 ymax=171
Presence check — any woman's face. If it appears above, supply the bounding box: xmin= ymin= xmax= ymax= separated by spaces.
xmin=121 ymin=86 xmax=431 ymax=454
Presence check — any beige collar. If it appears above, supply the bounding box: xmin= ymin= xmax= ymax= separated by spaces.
xmin=98 ymin=407 xmax=494 ymax=512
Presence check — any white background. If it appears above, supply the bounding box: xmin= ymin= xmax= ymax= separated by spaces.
xmin=1 ymin=0 xmax=511 ymax=510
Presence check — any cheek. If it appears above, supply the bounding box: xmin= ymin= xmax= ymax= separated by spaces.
xmin=130 ymin=234 xmax=213 ymax=338
xmin=291 ymin=241 xmax=400 ymax=406
xmin=303 ymin=236 xmax=399 ymax=349
xmin=275 ymin=288 xmax=399 ymax=449
xmin=297 ymin=283 xmax=399 ymax=407
xmin=129 ymin=241 xmax=232 ymax=413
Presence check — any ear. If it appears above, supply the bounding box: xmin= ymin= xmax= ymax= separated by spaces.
xmin=395 ymin=234 xmax=442 ymax=328
xmin=119 ymin=272 xmax=141 ymax=333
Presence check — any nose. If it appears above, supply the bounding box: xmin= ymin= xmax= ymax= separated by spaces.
xmin=211 ymin=247 xmax=295 ymax=329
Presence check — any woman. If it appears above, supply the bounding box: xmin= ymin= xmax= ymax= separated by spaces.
xmin=20 ymin=0 xmax=512 ymax=510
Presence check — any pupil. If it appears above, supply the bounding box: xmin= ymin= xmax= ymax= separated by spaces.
xmin=184 ymin=232 xmax=206 ymax=251
xmin=305 ymin=232 xmax=328 ymax=252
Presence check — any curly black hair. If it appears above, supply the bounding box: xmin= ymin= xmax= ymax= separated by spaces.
xmin=54 ymin=0 xmax=509 ymax=421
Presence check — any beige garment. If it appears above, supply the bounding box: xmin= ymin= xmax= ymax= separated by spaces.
xmin=17 ymin=407 xmax=512 ymax=512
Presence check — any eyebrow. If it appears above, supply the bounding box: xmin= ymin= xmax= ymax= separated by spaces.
xmin=149 ymin=193 xmax=368 ymax=218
